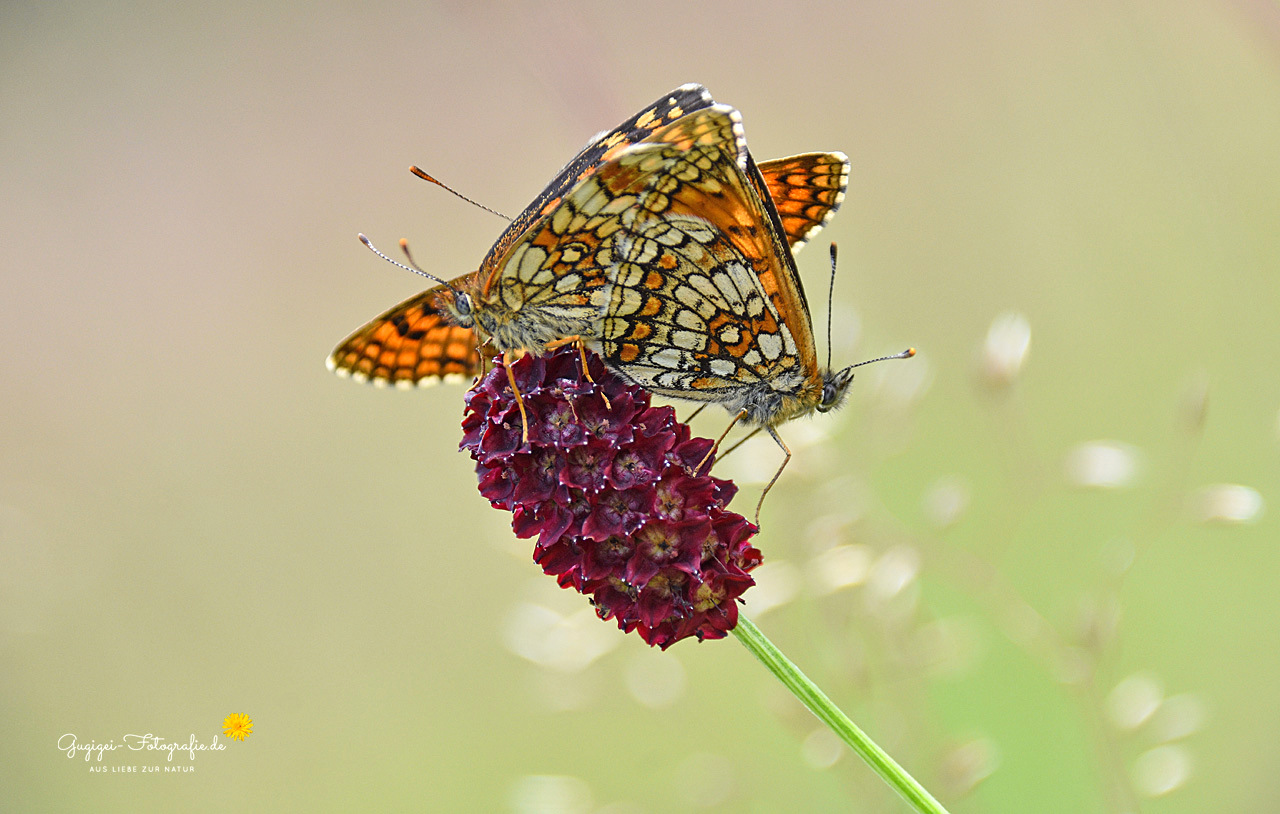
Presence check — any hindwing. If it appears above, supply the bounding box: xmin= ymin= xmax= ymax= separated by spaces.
xmin=326 ymin=273 xmax=492 ymax=387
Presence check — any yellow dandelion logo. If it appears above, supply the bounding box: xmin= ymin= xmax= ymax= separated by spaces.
xmin=222 ymin=713 xmax=253 ymax=741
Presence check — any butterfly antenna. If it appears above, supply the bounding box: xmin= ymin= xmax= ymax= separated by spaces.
xmin=827 ymin=242 xmax=916 ymax=372
xmin=848 ymin=347 xmax=916 ymax=370
xmin=826 ymin=242 xmax=839 ymax=371
xmin=410 ymin=166 xmax=512 ymax=222
xmin=397 ymin=237 xmax=430 ymax=275
xmin=358 ymin=233 xmax=450 ymax=288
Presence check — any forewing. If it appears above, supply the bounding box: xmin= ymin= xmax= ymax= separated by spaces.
xmin=482 ymin=84 xmax=718 ymax=265
xmin=327 ymin=271 xmax=493 ymax=387
xmin=472 ymin=158 xmax=648 ymax=344
xmin=593 ymin=107 xmax=819 ymax=402
xmin=473 ymin=98 xmax=747 ymax=339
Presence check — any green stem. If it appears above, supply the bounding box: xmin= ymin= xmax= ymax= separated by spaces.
xmin=732 ymin=615 xmax=952 ymax=814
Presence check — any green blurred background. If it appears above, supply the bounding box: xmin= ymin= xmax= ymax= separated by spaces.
xmin=3 ymin=1 xmax=1277 ymax=811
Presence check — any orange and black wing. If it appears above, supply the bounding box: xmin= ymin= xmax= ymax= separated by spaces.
xmin=757 ymin=152 xmax=849 ymax=252
xmin=482 ymin=83 xmax=719 ymax=265
xmin=326 ymin=272 xmax=495 ymax=387
xmin=471 ymin=89 xmax=735 ymax=346
xmin=592 ymin=106 xmax=823 ymax=419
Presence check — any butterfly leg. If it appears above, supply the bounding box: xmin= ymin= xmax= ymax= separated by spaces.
xmin=467 ymin=347 xmax=490 ymax=394
xmin=502 ymin=350 xmax=531 ymax=445
xmin=546 ymin=335 xmax=612 ymax=410
xmin=694 ymin=409 xmax=747 ymax=475
xmin=717 ymin=426 xmax=764 ymax=462
xmin=575 ymin=339 xmax=612 ymax=410
xmin=682 ymin=404 xmax=707 ymax=424
xmin=754 ymin=426 xmax=792 ymax=527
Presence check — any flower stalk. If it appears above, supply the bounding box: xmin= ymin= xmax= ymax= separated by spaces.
xmin=732 ymin=615 xmax=951 ymax=814
xmin=460 ymin=346 xmax=951 ymax=810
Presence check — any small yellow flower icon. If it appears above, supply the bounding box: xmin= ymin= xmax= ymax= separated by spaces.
xmin=222 ymin=713 xmax=253 ymax=741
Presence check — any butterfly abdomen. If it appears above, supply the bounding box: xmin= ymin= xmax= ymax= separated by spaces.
xmin=731 ymin=375 xmax=826 ymax=427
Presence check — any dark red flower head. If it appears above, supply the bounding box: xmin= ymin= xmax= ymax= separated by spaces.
xmin=460 ymin=346 xmax=761 ymax=648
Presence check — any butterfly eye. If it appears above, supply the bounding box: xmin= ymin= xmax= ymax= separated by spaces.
xmin=435 ymin=290 xmax=475 ymax=329
xmin=818 ymin=369 xmax=855 ymax=412
xmin=818 ymin=381 xmax=840 ymax=412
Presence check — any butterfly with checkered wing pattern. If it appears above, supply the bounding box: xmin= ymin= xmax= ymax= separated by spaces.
xmin=583 ymin=105 xmax=914 ymax=519
xmin=328 ymin=107 xmax=848 ymax=387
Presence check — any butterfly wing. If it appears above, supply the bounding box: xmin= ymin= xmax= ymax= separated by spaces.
xmin=469 ymin=89 xmax=753 ymax=351
xmin=592 ymin=106 xmax=824 ymax=424
xmin=326 ymin=271 xmax=495 ymax=387
xmin=481 ymin=83 xmax=719 ymax=265
xmin=757 ymin=152 xmax=849 ymax=253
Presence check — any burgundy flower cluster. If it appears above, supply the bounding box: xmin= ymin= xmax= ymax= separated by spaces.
xmin=460 ymin=346 xmax=761 ymax=648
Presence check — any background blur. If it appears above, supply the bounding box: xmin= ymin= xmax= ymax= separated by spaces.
xmin=3 ymin=1 xmax=1277 ymax=811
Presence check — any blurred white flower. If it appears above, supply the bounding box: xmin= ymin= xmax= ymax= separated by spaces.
xmin=807 ymin=544 xmax=873 ymax=594
xmin=503 ymin=602 xmax=619 ymax=673
xmin=1132 ymin=745 xmax=1193 ymax=797
xmin=1148 ymin=693 xmax=1208 ymax=743
xmin=1002 ymin=601 xmax=1052 ymax=649
xmin=714 ymin=433 xmax=779 ymax=485
xmin=922 ymin=477 xmax=970 ymax=528
xmin=939 ymin=737 xmax=1000 ymax=795
xmin=510 ymin=775 xmax=593 ymax=814
xmin=804 ymin=512 xmax=854 ymax=551
xmin=1107 ymin=673 xmax=1164 ymax=731
xmin=1054 ymin=646 xmax=1094 ymax=685
xmin=744 ymin=560 xmax=802 ymax=615
xmin=864 ymin=545 xmax=922 ymax=622
xmin=800 ymin=727 xmax=845 ymax=769
xmin=866 ymin=545 xmax=920 ymax=603
xmin=1190 ymin=483 xmax=1264 ymax=524
xmin=814 ymin=476 xmax=869 ymax=526
xmin=980 ymin=311 xmax=1030 ymax=386
xmin=787 ymin=414 xmax=837 ymax=450
xmin=1064 ymin=440 xmax=1141 ymax=489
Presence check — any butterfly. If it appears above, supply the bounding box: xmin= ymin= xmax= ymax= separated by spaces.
xmin=579 ymin=104 xmax=913 ymax=516
xmin=327 ymin=84 xmax=848 ymax=389
xmin=330 ymin=87 xmax=907 ymax=518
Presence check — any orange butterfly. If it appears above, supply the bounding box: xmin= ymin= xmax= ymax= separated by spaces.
xmin=328 ymin=85 xmax=847 ymax=389
xmin=553 ymin=103 xmax=910 ymax=518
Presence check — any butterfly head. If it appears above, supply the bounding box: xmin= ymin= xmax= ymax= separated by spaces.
xmin=817 ymin=366 xmax=856 ymax=414
xmin=357 ymin=233 xmax=480 ymax=330
xmin=438 ymin=286 xmax=475 ymax=328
